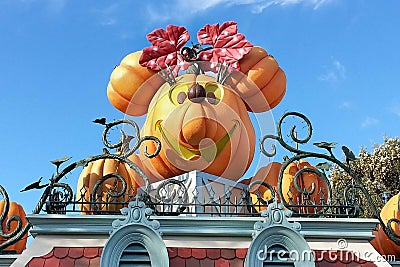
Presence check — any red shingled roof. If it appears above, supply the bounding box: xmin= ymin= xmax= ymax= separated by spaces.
xmin=26 ymin=247 xmax=380 ymax=267
xmin=26 ymin=247 xmax=102 ymax=267
xmin=168 ymin=248 xmax=247 ymax=267
xmin=313 ymin=250 xmax=378 ymax=267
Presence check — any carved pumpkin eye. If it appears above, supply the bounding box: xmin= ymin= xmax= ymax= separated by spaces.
xmin=169 ymin=82 xmax=193 ymax=105
xmin=205 ymin=82 xmax=223 ymax=105
xmin=207 ymin=92 xmax=217 ymax=105
xmin=177 ymin=92 xmax=187 ymax=104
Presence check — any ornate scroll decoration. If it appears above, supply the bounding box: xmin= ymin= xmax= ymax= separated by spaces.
xmin=245 ymin=180 xmax=277 ymax=213
xmin=30 ymin=118 xmax=160 ymax=214
xmin=253 ymin=198 xmax=301 ymax=238
xmin=260 ymin=111 xmax=400 ymax=246
xmin=0 ymin=185 xmax=30 ymax=252
xmin=1 ymin=118 xmax=160 ymax=251
xmin=151 ymin=179 xmax=189 ymax=215
xmin=111 ymin=199 xmax=161 ymax=235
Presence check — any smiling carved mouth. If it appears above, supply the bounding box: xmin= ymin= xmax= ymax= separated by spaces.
xmin=155 ymin=120 xmax=239 ymax=163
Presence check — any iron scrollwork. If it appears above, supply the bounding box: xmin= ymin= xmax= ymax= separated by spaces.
xmin=32 ymin=118 xmax=161 ymax=215
xmin=0 ymin=118 xmax=161 ymax=252
xmin=0 ymin=185 xmax=30 ymax=252
xmin=151 ymin=179 xmax=189 ymax=215
xmin=260 ymin=111 xmax=400 ymax=245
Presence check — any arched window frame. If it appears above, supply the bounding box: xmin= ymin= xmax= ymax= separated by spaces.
xmin=100 ymin=199 xmax=169 ymax=267
xmin=246 ymin=200 xmax=315 ymax=267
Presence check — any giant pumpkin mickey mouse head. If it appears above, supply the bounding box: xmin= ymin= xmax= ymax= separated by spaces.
xmin=107 ymin=22 xmax=286 ymax=182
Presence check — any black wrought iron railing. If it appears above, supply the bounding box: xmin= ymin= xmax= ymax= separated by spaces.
xmin=1 ymin=112 xmax=399 ymax=253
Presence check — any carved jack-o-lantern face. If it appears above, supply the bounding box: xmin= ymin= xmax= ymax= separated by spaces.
xmin=140 ymin=73 xmax=255 ymax=181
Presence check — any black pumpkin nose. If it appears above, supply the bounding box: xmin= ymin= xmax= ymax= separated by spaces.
xmin=188 ymin=83 xmax=206 ymax=103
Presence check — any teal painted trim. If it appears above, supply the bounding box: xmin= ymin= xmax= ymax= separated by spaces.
xmin=0 ymin=254 xmax=18 ymax=267
xmin=246 ymin=225 xmax=315 ymax=267
xmin=100 ymin=224 xmax=169 ymax=267
xmin=246 ymin=200 xmax=315 ymax=267
xmin=111 ymin=200 xmax=161 ymax=236
xmin=26 ymin=214 xmax=378 ymax=240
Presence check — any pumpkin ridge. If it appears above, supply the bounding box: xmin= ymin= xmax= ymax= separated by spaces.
xmin=262 ymin=81 xmax=286 ymax=110
xmin=243 ymin=55 xmax=268 ymax=76
xmin=121 ymin=62 xmax=151 ymax=83
xmin=230 ymin=61 xmax=279 ymax=103
xmin=258 ymin=68 xmax=286 ymax=110
xmin=232 ymin=94 xmax=253 ymax=168
xmin=252 ymin=63 xmax=279 ymax=92
xmin=108 ymin=83 xmax=152 ymax=115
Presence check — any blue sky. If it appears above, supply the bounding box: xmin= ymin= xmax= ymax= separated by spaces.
xmin=0 ymin=0 xmax=399 ymax=214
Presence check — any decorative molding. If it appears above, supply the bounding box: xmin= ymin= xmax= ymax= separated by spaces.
xmin=26 ymin=214 xmax=378 ymax=240
xmin=100 ymin=200 xmax=168 ymax=267
xmin=253 ymin=198 xmax=301 ymax=238
xmin=111 ymin=199 xmax=161 ymax=235
xmin=100 ymin=224 xmax=169 ymax=267
xmin=246 ymin=199 xmax=315 ymax=267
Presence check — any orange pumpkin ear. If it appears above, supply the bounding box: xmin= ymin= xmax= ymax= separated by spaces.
xmin=227 ymin=46 xmax=286 ymax=113
xmin=107 ymin=51 xmax=164 ymax=116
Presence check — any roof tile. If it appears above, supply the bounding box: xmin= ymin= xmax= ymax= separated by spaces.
xmin=168 ymin=247 xmax=178 ymax=258
xmin=74 ymin=257 xmax=90 ymax=267
xmin=207 ymin=248 xmax=221 ymax=260
xmin=220 ymin=249 xmax=236 ymax=260
xmin=59 ymin=257 xmax=75 ymax=267
xmin=68 ymin=248 xmax=84 ymax=259
xmin=178 ymin=247 xmax=192 ymax=259
xmin=191 ymin=248 xmax=207 ymax=260
xmin=356 ymin=257 xmax=367 ymax=264
xmin=170 ymin=256 xmax=186 ymax=267
xmin=89 ymin=257 xmax=101 ymax=267
xmin=345 ymin=262 xmax=361 ymax=267
xmin=26 ymin=257 xmax=45 ymax=267
xmin=41 ymin=250 xmax=54 ymax=259
xmin=200 ymin=257 xmax=214 ymax=267
xmin=332 ymin=262 xmax=347 ymax=267
xmin=230 ymin=258 xmax=245 ymax=267
xmin=214 ymin=258 xmax=229 ymax=267
xmin=323 ymin=250 xmax=338 ymax=263
xmin=83 ymin=248 xmax=99 ymax=259
xmin=235 ymin=248 xmax=247 ymax=259
xmin=361 ymin=263 xmax=378 ymax=267
xmin=53 ymin=247 xmax=69 ymax=259
xmin=44 ymin=257 xmax=60 ymax=267
xmin=186 ymin=257 xmax=201 ymax=267
xmin=319 ymin=262 xmax=335 ymax=267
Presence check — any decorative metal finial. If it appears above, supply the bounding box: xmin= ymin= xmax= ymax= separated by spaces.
xmin=50 ymin=156 xmax=72 ymax=174
xmin=92 ymin=117 xmax=107 ymax=126
xmin=20 ymin=177 xmax=47 ymax=192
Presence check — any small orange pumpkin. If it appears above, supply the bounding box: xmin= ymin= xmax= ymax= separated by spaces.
xmin=370 ymin=193 xmax=400 ymax=257
xmin=77 ymin=157 xmax=142 ymax=214
xmin=282 ymin=160 xmax=329 ymax=213
xmin=249 ymin=162 xmax=282 ymax=212
xmin=227 ymin=46 xmax=286 ymax=112
xmin=0 ymin=200 xmax=28 ymax=253
xmin=107 ymin=51 xmax=164 ymax=116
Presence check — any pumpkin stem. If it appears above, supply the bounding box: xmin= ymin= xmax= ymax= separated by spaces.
xmin=157 ymin=64 xmax=177 ymax=86
xmin=186 ymin=62 xmax=201 ymax=75
xmin=216 ymin=63 xmax=231 ymax=85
